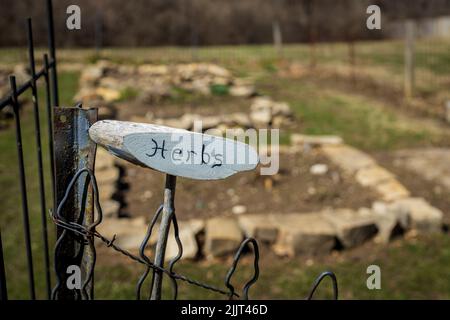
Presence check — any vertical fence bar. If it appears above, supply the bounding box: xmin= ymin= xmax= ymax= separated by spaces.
xmin=10 ymin=75 xmax=36 ymax=300
xmin=52 ymin=107 xmax=97 ymax=300
xmin=27 ymin=18 xmax=52 ymax=300
xmin=151 ymin=174 xmax=177 ymax=300
xmin=44 ymin=54 xmax=56 ymax=209
xmin=47 ymin=0 xmax=59 ymax=107
xmin=0 ymin=230 xmax=7 ymax=301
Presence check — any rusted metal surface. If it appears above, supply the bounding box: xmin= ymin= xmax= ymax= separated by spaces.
xmin=52 ymin=107 xmax=97 ymax=300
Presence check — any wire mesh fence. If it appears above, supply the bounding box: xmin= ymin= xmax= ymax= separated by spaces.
xmin=50 ymin=167 xmax=338 ymax=300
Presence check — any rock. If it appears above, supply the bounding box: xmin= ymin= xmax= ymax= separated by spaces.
xmin=271 ymin=102 xmax=292 ymax=117
xmin=204 ymin=217 xmax=243 ymax=258
xmin=237 ymin=214 xmax=278 ymax=244
xmin=291 ymin=134 xmax=343 ymax=147
xmin=97 ymin=105 xmax=117 ymax=120
xmin=99 ymin=184 xmax=116 ymax=202
xmin=272 ymin=115 xmax=286 ymax=128
xmin=186 ymin=219 xmax=205 ymax=235
xmin=212 ymin=76 xmax=231 ymax=86
xmin=250 ymin=108 xmax=272 ymax=127
xmin=80 ymin=65 xmax=104 ymax=84
xmin=162 ymin=117 xmax=193 ymax=130
xmin=251 ymin=96 xmax=273 ymax=111
xmin=229 ymin=85 xmax=255 ymax=97
xmin=165 ymin=220 xmax=204 ymax=261
xmin=321 ymin=145 xmax=375 ymax=174
xmin=101 ymin=200 xmax=121 ymax=218
xmin=232 ymin=205 xmax=247 ymax=215
xmin=392 ymin=148 xmax=450 ymax=192
xmin=95 ymin=87 xmax=121 ymax=102
xmin=355 ymin=166 xmax=394 ymax=187
xmin=321 ymin=209 xmax=378 ymax=248
xmin=374 ymin=179 xmax=410 ymax=202
xmin=96 ymin=217 xmax=148 ymax=250
xmin=73 ymin=87 xmax=100 ymax=103
xmin=273 ymin=213 xmax=336 ymax=256
xmin=95 ymin=167 xmax=120 ymax=185
xmin=229 ymin=113 xmax=252 ymax=128
xmin=180 ymin=113 xmax=202 ymax=129
xmin=388 ymin=198 xmax=443 ymax=233
xmin=206 ymin=64 xmax=231 ymax=78
xmin=139 ymin=84 xmax=171 ymax=103
xmin=95 ymin=148 xmax=115 ymax=171
xmin=310 ymin=164 xmax=328 ymax=175
xmin=191 ymin=79 xmax=211 ymax=95
xmin=13 ymin=64 xmax=29 ymax=85
xmin=201 ymin=116 xmax=222 ymax=130
xmin=370 ymin=202 xmax=410 ymax=243
xmin=99 ymin=76 xmax=121 ymax=89
xmin=137 ymin=64 xmax=169 ymax=76
xmin=117 ymin=65 xmax=136 ymax=75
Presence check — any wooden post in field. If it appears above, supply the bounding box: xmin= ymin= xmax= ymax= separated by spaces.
xmin=404 ymin=20 xmax=416 ymax=99
xmin=273 ymin=21 xmax=283 ymax=58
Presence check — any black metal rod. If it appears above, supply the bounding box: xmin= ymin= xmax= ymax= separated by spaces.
xmin=10 ymin=75 xmax=36 ymax=300
xmin=46 ymin=0 xmax=59 ymax=107
xmin=0 ymin=230 xmax=8 ymax=301
xmin=43 ymin=54 xmax=56 ymax=212
xmin=151 ymin=174 xmax=177 ymax=300
xmin=0 ymin=62 xmax=54 ymax=110
xmin=27 ymin=18 xmax=51 ymax=300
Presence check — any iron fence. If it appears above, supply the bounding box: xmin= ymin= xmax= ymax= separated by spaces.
xmin=0 ymin=0 xmax=59 ymax=300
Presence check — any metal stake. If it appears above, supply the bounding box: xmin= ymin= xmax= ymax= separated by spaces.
xmin=151 ymin=174 xmax=177 ymax=300
xmin=52 ymin=107 xmax=97 ymax=299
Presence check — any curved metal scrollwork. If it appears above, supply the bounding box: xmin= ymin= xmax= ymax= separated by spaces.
xmin=51 ymin=168 xmax=339 ymax=301
xmin=225 ymin=238 xmax=260 ymax=300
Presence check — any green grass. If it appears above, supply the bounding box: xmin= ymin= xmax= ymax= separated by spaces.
xmin=1 ymin=45 xmax=450 ymax=300
xmin=257 ymin=76 xmax=449 ymax=151
xmin=91 ymin=234 xmax=450 ymax=299
xmin=210 ymin=84 xmax=229 ymax=96
xmin=118 ymin=87 xmax=139 ymax=102
xmin=2 ymin=39 xmax=448 ymax=74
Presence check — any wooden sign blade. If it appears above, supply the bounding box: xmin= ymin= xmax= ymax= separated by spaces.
xmin=89 ymin=120 xmax=259 ymax=180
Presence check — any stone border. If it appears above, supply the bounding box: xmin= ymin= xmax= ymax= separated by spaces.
xmin=96 ymin=137 xmax=444 ymax=261
xmin=83 ymin=61 xmax=444 ymax=260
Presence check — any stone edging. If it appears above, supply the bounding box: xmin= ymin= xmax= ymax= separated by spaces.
xmin=96 ymin=136 xmax=444 ymax=261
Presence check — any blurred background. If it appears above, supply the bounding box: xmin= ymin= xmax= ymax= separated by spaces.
xmin=0 ymin=0 xmax=450 ymax=300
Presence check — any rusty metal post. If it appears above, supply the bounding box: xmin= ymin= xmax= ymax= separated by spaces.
xmin=151 ymin=174 xmax=177 ymax=300
xmin=53 ymin=107 xmax=97 ymax=300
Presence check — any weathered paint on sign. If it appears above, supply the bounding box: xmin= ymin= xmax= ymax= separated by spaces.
xmin=89 ymin=120 xmax=259 ymax=180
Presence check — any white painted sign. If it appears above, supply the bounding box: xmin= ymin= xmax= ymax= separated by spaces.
xmin=89 ymin=120 xmax=259 ymax=180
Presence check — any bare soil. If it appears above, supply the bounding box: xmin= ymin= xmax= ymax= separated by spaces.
xmin=120 ymin=149 xmax=377 ymax=221
xmin=116 ymin=94 xmax=252 ymax=120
